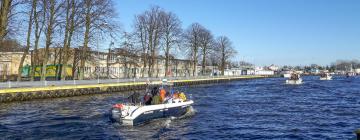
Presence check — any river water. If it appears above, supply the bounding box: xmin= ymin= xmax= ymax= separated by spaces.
xmin=0 ymin=76 xmax=359 ymax=139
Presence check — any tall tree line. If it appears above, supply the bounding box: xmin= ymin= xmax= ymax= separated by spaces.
xmin=1 ymin=0 xmax=117 ymax=81
xmin=3 ymin=3 xmax=237 ymax=81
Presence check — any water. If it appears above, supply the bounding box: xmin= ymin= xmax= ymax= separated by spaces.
xmin=0 ymin=76 xmax=360 ymax=139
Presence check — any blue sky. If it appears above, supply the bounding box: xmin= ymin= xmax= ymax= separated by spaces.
xmin=114 ymin=0 xmax=360 ymax=66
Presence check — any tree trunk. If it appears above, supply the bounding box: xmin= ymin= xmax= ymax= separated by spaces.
xmin=193 ymin=46 xmax=197 ymax=76
xmin=41 ymin=0 xmax=55 ymax=81
xmin=0 ymin=0 xmax=11 ymax=41
xmin=221 ymin=47 xmax=225 ymax=75
xmin=60 ymin=0 xmax=71 ymax=80
xmin=106 ymin=48 xmax=110 ymax=78
xmin=61 ymin=0 xmax=75 ymax=80
xmin=17 ymin=0 xmax=36 ymax=81
xmin=164 ymin=40 xmax=170 ymax=77
xmin=201 ymin=47 xmax=206 ymax=76
xmin=30 ymin=1 xmax=43 ymax=81
xmin=80 ymin=0 xmax=91 ymax=80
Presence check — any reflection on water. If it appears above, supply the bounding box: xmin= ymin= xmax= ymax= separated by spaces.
xmin=0 ymin=76 xmax=359 ymax=139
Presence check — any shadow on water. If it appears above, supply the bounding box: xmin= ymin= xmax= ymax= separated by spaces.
xmin=0 ymin=76 xmax=359 ymax=139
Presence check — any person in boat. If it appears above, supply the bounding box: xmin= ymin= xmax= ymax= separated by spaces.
xmin=173 ymin=91 xmax=179 ymax=99
xmin=151 ymin=94 xmax=161 ymax=105
xmin=151 ymin=87 xmax=159 ymax=97
xmin=128 ymin=92 xmax=141 ymax=105
xmin=178 ymin=92 xmax=187 ymax=101
xmin=159 ymin=87 xmax=166 ymax=102
xmin=143 ymin=92 xmax=152 ymax=105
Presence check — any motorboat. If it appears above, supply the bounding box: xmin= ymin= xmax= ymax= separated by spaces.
xmin=111 ymin=99 xmax=194 ymax=126
xmin=283 ymin=73 xmax=291 ymax=78
xmin=286 ymin=73 xmax=302 ymax=85
xmin=346 ymin=72 xmax=356 ymax=77
xmin=286 ymin=78 xmax=302 ymax=85
xmin=320 ymin=73 xmax=332 ymax=80
xmin=110 ymin=79 xmax=194 ymax=126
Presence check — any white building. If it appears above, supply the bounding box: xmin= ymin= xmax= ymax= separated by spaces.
xmin=224 ymin=68 xmax=242 ymax=76
xmin=255 ymin=70 xmax=274 ymax=76
xmin=355 ymin=68 xmax=360 ymax=74
xmin=268 ymin=64 xmax=279 ymax=71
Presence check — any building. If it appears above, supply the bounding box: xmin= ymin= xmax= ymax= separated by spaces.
xmin=255 ymin=70 xmax=274 ymax=75
xmin=0 ymin=52 xmax=31 ymax=80
xmin=267 ymin=64 xmax=279 ymax=71
xmin=0 ymin=47 xmax=195 ymax=80
xmin=355 ymin=68 xmax=360 ymax=74
xmin=224 ymin=68 xmax=242 ymax=76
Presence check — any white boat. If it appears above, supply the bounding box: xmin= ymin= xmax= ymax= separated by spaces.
xmin=111 ymin=99 xmax=194 ymax=126
xmin=320 ymin=73 xmax=332 ymax=80
xmin=286 ymin=78 xmax=303 ymax=85
xmin=286 ymin=73 xmax=302 ymax=85
xmin=346 ymin=72 xmax=356 ymax=77
xmin=283 ymin=73 xmax=291 ymax=78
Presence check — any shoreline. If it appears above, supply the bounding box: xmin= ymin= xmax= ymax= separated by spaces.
xmin=0 ymin=75 xmax=269 ymax=103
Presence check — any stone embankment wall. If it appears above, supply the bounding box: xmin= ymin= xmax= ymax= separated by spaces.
xmin=0 ymin=76 xmax=267 ymax=103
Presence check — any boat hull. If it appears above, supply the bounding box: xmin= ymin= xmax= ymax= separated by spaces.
xmin=286 ymin=79 xmax=302 ymax=85
xmin=111 ymin=100 xmax=193 ymax=126
xmin=320 ymin=76 xmax=332 ymax=80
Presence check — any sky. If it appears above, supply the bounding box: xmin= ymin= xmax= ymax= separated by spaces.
xmin=114 ymin=0 xmax=360 ymax=66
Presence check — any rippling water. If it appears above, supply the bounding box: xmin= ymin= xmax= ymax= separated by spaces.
xmin=0 ymin=76 xmax=360 ymax=139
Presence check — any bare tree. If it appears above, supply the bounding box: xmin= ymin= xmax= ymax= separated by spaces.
xmin=0 ymin=0 xmax=12 ymax=42
xmin=133 ymin=6 xmax=163 ymax=78
xmin=17 ymin=0 xmax=36 ymax=81
xmin=30 ymin=0 xmax=46 ymax=81
xmin=79 ymin=0 xmax=117 ymax=80
xmin=160 ymin=11 xmax=182 ymax=77
xmin=133 ymin=14 xmax=148 ymax=77
xmin=185 ymin=23 xmax=204 ymax=76
xmin=60 ymin=0 xmax=80 ymax=80
xmin=0 ymin=0 xmax=23 ymax=43
xmin=40 ymin=0 xmax=63 ymax=81
xmin=199 ymin=27 xmax=214 ymax=75
xmin=215 ymin=36 xmax=237 ymax=75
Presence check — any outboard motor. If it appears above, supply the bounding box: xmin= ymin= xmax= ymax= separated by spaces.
xmin=111 ymin=104 xmax=129 ymax=122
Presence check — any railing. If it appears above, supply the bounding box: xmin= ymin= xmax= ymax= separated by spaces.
xmin=0 ymin=75 xmax=262 ymax=89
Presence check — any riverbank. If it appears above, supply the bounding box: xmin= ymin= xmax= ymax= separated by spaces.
xmin=0 ymin=75 xmax=267 ymax=103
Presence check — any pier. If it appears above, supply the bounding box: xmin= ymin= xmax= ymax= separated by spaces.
xmin=0 ymin=75 xmax=266 ymax=103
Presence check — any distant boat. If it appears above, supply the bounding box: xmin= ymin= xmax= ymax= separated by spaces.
xmin=346 ymin=72 xmax=356 ymax=78
xmin=283 ymin=73 xmax=291 ymax=78
xmin=286 ymin=73 xmax=302 ymax=85
xmin=320 ymin=73 xmax=332 ymax=80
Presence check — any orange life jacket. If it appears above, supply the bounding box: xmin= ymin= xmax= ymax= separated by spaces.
xmin=160 ymin=89 xmax=166 ymax=102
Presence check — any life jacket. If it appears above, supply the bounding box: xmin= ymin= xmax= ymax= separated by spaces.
xmin=160 ymin=89 xmax=166 ymax=102
xmin=173 ymin=93 xmax=179 ymax=99
xmin=179 ymin=92 xmax=187 ymax=101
